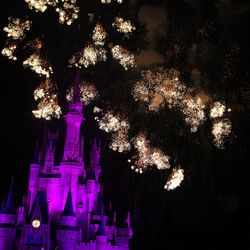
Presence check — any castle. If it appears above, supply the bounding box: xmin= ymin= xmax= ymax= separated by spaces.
xmin=0 ymin=73 xmax=132 ymax=250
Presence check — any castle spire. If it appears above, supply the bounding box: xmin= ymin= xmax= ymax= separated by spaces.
xmin=61 ymin=188 xmax=75 ymax=217
xmin=4 ymin=177 xmax=15 ymax=214
xmin=96 ymin=216 xmax=107 ymax=236
xmin=72 ymin=69 xmax=81 ymax=104
xmin=61 ymin=71 xmax=84 ymax=163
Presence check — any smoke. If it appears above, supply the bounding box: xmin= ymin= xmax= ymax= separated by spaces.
xmin=136 ymin=5 xmax=167 ymax=66
xmin=135 ymin=49 xmax=164 ymax=66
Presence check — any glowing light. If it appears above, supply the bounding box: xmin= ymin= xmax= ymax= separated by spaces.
xmin=32 ymin=219 xmax=41 ymax=228
xmin=97 ymin=111 xmax=129 ymax=133
xmin=181 ymin=96 xmax=206 ymax=132
xmin=132 ymin=68 xmax=186 ymax=111
xmin=3 ymin=17 xmax=32 ymax=40
xmin=109 ymin=129 xmax=131 ymax=153
xmin=112 ymin=17 xmax=135 ymax=34
xmin=69 ymin=43 xmax=107 ymax=68
xmin=164 ymin=167 xmax=184 ymax=191
xmin=111 ymin=45 xmax=136 ymax=70
xmin=92 ymin=23 xmax=107 ymax=46
xmin=33 ymin=78 xmax=62 ymax=120
xmin=1 ymin=42 xmax=17 ymax=60
xmin=23 ymin=53 xmax=53 ymax=77
xmin=66 ymin=82 xmax=98 ymax=105
xmin=55 ymin=0 xmax=79 ymax=25
xmin=25 ymin=0 xmax=57 ymax=12
xmin=212 ymin=119 xmax=231 ymax=148
xmin=132 ymin=133 xmax=170 ymax=172
xmin=210 ymin=101 xmax=226 ymax=118
xmin=100 ymin=0 xmax=123 ymax=4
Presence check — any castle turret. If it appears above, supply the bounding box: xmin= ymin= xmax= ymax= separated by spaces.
xmin=56 ymin=188 xmax=78 ymax=250
xmin=44 ymin=130 xmax=58 ymax=173
xmin=0 ymin=180 xmax=17 ymax=250
xmin=90 ymin=137 xmax=101 ymax=181
xmin=96 ymin=216 xmax=108 ymax=250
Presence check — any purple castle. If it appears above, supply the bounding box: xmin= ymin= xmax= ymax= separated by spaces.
xmin=0 ymin=73 xmax=132 ymax=250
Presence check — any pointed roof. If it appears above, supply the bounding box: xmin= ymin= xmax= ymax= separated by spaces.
xmin=61 ymin=188 xmax=75 ymax=217
xmin=31 ymin=151 xmax=40 ymax=164
xmin=29 ymin=191 xmax=49 ymax=224
xmin=94 ymin=189 xmax=104 ymax=216
xmin=4 ymin=177 xmax=16 ymax=214
xmin=72 ymin=70 xmax=81 ymax=104
xmin=96 ymin=216 xmax=107 ymax=236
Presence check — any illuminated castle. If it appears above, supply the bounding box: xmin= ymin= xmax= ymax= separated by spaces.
xmin=0 ymin=73 xmax=132 ymax=250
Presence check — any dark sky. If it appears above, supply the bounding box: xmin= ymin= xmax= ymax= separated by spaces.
xmin=0 ymin=1 xmax=250 ymax=249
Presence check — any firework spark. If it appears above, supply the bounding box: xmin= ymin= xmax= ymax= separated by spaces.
xmin=100 ymin=0 xmax=123 ymax=4
xmin=109 ymin=129 xmax=131 ymax=153
xmin=92 ymin=23 xmax=107 ymax=46
xmin=25 ymin=0 xmax=57 ymax=12
xmin=23 ymin=53 xmax=53 ymax=77
xmin=212 ymin=119 xmax=231 ymax=148
xmin=1 ymin=42 xmax=17 ymax=61
xmin=111 ymin=45 xmax=136 ymax=70
xmin=112 ymin=17 xmax=135 ymax=34
xmin=33 ymin=78 xmax=62 ymax=120
xmin=181 ymin=96 xmax=206 ymax=133
xmin=3 ymin=17 xmax=32 ymax=40
xmin=66 ymin=82 xmax=98 ymax=105
xmin=164 ymin=167 xmax=184 ymax=191
xmin=97 ymin=111 xmax=129 ymax=133
xmin=55 ymin=0 xmax=79 ymax=25
xmin=210 ymin=101 xmax=226 ymax=118
xmin=132 ymin=133 xmax=170 ymax=172
xmin=132 ymin=68 xmax=186 ymax=111
xmin=69 ymin=43 xmax=107 ymax=68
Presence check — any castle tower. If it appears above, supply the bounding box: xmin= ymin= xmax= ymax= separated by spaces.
xmin=60 ymin=71 xmax=85 ymax=211
xmin=22 ymin=191 xmax=50 ymax=250
xmin=0 ymin=180 xmax=17 ymax=250
xmin=62 ymin=70 xmax=84 ymax=163
xmin=56 ymin=188 xmax=78 ymax=250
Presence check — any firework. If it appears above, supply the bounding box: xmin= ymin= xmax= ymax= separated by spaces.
xmin=69 ymin=43 xmax=107 ymax=68
xmin=23 ymin=53 xmax=53 ymax=77
xmin=109 ymin=129 xmax=131 ymax=153
xmin=66 ymin=82 xmax=98 ymax=105
xmin=97 ymin=111 xmax=129 ymax=133
xmin=132 ymin=133 xmax=170 ymax=172
xmin=164 ymin=167 xmax=184 ymax=191
xmin=210 ymin=101 xmax=226 ymax=118
xmin=212 ymin=119 xmax=231 ymax=148
xmin=3 ymin=17 xmax=32 ymax=40
xmin=1 ymin=42 xmax=17 ymax=61
xmin=111 ymin=45 xmax=136 ymax=70
xmin=32 ymin=78 xmax=62 ymax=120
xmin=100 ymin=0 xmax=123 ymax=4
xmin=25 ymin=0 xmax=57 ymax=12
xmin=181 ymin=96 xmax=206 ymax=132
xmin=55 ymin=0 xmax=79 ymax=25
xmin=112 ymin=17 xmax=135 ymax=34
xmin=132 ymin=68 xmax=186 ymax=111
xmin=92 ymin=23 xmax=107 ymax=46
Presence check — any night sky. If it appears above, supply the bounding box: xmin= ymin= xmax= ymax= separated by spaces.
xmin=0 ymin=0 xmax=250 ymax=249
